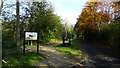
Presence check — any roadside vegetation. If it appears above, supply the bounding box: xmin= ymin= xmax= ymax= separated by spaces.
xmin=1 ymin=0 xmax=74 ymax=67
xmin=2 ymin=52 xmax=44 ymax=67
xmin=55 ymin=40 xmax=83 ymax=59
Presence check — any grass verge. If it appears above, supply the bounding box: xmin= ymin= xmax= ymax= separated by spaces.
xmin=55 ymin=40 xmax=83 ymax=59
xmin=49 ymin=39 xmax=61 ymax=43
xmin=40 ymin=39 xmax=62 ymax=45
xmin=21 ymin=45 xmax=36 ymax=48
xmin=2 ymin=52 xmax=44 ymax=67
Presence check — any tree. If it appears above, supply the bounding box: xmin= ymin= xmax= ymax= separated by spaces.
xmin=2 ymin=0 xmax=64 ymax=48
xmin=20 ymin=1 xmax=64 ymax=43
xmin=74 ymin=2 xmax=110 ymax=40
xmin=74 ymin=1 xmax=120 ymax=50
xmin=112 ymin=1 xmax=120 ymax=18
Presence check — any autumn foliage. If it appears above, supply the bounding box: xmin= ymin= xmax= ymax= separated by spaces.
xmin=74 ymin=1 xmax=120 ymax=50
xmin=75 ymin=2 xmax=110 ymax=40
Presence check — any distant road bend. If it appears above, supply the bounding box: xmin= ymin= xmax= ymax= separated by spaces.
xmin=78 ymin=40 xmax=120 ymax=68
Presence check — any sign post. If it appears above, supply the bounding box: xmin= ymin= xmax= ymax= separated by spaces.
xmin=23 ymin=31 xmax=39 ymax=55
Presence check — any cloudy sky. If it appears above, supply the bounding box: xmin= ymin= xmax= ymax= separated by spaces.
xmin=47 ymin=0 xmax=88 ymax=25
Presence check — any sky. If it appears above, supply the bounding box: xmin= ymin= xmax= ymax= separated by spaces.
xmin=47 ymin=0 xmax=88 ymax=25
xmin=1 ymin=0 xmax=120 ymax=24
xmin=0 ymin=0 xmax=88 ymax=25
xmin=46 ymin=0 xmax=120 ymax=25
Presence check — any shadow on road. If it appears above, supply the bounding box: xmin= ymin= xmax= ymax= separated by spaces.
xmin=77 ymin=40 xmax=120 ymax=68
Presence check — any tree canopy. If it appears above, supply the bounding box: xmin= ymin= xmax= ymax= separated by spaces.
xmin=2 ymin=0 xmax=65 ymax=49
xmin=74 ymin=1 xmax=120 ymax=50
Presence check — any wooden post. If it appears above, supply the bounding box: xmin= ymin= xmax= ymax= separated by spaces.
xmin=37 ymin=32 xmax=39 ymax=54
xmin=69 ymin=37 xmax=70 ymax=44
xmin=23 ymin=32 xmax=25 ymax=56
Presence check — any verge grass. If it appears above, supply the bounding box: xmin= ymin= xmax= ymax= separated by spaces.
xmin=55 ymin=40 xmax=83 ymax=59
xmin=2 ymin=52 xmax=44 ymax=67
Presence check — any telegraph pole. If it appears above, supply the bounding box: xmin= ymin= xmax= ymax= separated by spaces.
xmin=0 ymin=0 xmax=3 ymax=15
xmin=16 ymin=0 xmax=20 ymax=50
xmin=65 ymin=22 xmax=67 ymax=38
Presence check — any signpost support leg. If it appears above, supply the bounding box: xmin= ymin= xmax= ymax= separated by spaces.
xmin=37 ymin=33 xmax=39 ymax=54
xmin=23 ymin=32 xmax=25 ymax=56
xmin=23 ymin=43 xmax=25 ymax=56
xmin=69 ymin=37 xmax=71 ymax=45
xmin=37 ymin=44 xmax=39 ymax=54
xmin=62 ymin=36 xmax=65 ymax=44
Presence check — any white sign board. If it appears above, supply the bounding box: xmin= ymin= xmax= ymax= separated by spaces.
xmin=25 ymin=32 xmax=38 ymax=40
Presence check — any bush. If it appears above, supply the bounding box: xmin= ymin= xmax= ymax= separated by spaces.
xmin=39 ymin=39 xmax=48 ymax=43
xmin=3 ymin=41 xmax=17 ymax=48
xmin=96 ymin=18 xmax=120 ymax=50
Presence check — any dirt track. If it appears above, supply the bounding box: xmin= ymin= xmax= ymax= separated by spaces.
xmin=26 ymin=43 xmax=84 ymax=68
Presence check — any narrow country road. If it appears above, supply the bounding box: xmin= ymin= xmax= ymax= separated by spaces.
xmin=78 ymin=40 xmax=120 ymax=68
xmin=26 ymin=43 xmax=84 ymax=68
